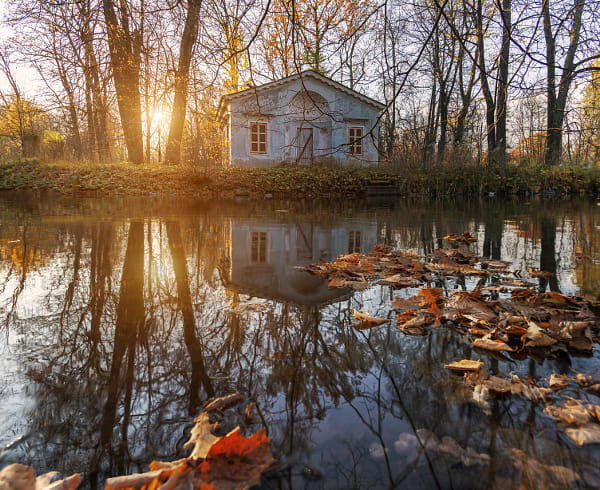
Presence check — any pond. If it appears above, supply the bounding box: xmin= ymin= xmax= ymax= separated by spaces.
xmin=0 ymin=191 xmax=599 ymax=489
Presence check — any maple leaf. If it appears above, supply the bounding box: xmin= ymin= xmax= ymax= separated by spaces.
xmin=196 ymin=428 xmax=275 ymax=489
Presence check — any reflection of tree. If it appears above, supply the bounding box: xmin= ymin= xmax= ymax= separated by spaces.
xmin=539 ymin=215 xmax=559 ymax=292
xmin=88 ymin=222 xmax=115 ymax=366
xmin=166 ymin=220 xmax=214 ymax=412
xmin=93 ymin=220 xmax=145 ymax=480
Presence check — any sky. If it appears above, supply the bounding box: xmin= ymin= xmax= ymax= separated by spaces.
xmin=0 ymin=0 xmax=42 ymax=96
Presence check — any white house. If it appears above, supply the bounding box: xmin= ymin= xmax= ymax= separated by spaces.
xmin=217 ymin=70 xmax=385 ymax=167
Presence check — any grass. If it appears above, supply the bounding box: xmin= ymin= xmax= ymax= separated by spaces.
xmin=0 ymin=158 xmax=599 ymax=199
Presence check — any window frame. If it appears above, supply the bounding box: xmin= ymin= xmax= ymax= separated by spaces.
xmin=250 ymin=231 xmax=268 ymax=263
xmin=249 ymin=122 xmax=268 ymax=154
xmin=348 ymin=230 xmax=362 ymax=253
xmin=348 ymin=126 xmax=364 ymax=155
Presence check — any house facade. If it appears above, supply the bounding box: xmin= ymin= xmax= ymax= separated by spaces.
xmin=217 ymin=70 xmax=385 ymax=167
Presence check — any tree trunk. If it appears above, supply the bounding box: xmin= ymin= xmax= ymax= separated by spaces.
xmin=81 ymin=4 xmax=111 ymax=163
xmin=475 ymin=0 xmax=496 ymax=157
xmin=102 ymin=0 xmax=144 ymax=164
xmin=165 ymin=0 xmax=202 ymax=165
xmin=166 ymin=220 xmax=214 ymax=410
xmin=543 ymin=0 xmax=585 ymax=166
xmin=495 ymin=0 xmax=511 ymax=165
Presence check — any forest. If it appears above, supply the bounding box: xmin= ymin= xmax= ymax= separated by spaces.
xmin=0 ymin=0 xmax=599 ymax=169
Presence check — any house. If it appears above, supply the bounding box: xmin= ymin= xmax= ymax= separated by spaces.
xmin=217 ymin=70 xmax=385 ymax=167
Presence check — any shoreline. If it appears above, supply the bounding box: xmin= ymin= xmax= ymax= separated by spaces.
xmin=1 ymin=159 xmax=599 ymax=200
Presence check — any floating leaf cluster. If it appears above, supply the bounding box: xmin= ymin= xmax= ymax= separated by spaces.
xmin=303 ymin=234 xmax=600 ymax=445
xmin=302 ymin=236 xmax=599 ymax=355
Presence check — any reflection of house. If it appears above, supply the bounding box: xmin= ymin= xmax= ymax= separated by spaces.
xmin=226 ymin=220 xmax=377 ymax=305
xmin=217 ymin=70 xmax=384 ymax=168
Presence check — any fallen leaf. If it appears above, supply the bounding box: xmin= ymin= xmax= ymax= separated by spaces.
xmin=507 ymin=448 xmax=580 ymax=486
xmin=473 ymin=335 xmax=514 ymax=352
xmin=544 ymin=400 xmax=591 ymax=425
xmin=383 ymin=274 xmax=422 ymax=288
xmin=0 ymin=464 xmax=35 ymax=490
xmin=105 ymin=468 xmax=180 ymax=490
xmin=472 ymin=384 xmax=491 ymax=415
xmin=528 ymin=267 xmax=554 ymax=278
xmin=565 ymin=424 xmax=600 ymax=445
xmin=204 ymin=392 xmax=244 ymax=413
xmin=575 ymin=373 xmax=592 ymax=387
xmin=183 ymin=412 xmax=221 ymax=460
xmin=196 ymin=427 xmax=275 ymax=489
xmin=42 ymin=474 xmax=81 ymax=490
xmin=398 ymin=312 xmax=432 ymax=335
xmin=525 ymin=320 xmax=557 ymax=347
xmin=353 ymin=309 xmax=389 ymax=327
xmin=444 ymin=359 xmax=484 ymax=372
xmin=391 ymin=296 xmax=425 ymax=311
xmin=486 ymin=376 xmax=512 ymax=397
xmin=444 ymin=291 xmax=496 ymax=324
xmin=548 ymin=374 xmax=569 ymax=391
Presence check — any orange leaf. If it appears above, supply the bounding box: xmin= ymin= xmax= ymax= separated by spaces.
xmin=353 ymin=309 xmax=389 ymax=327
xmin=418 ymin=287 xmax=443 ymax=304
xmin=197 ymin=427 xmax=275 ymax=489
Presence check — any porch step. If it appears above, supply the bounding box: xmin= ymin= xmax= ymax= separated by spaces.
xmin=365 ymin=178 xmax=398 ymax=196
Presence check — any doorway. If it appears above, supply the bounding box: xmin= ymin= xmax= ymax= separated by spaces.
xmin=296 ymin=128 xmax=313 ymax=165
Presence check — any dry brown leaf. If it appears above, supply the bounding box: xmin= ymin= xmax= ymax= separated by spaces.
xmin=565 ymin=424 xmax=600 ymax=445
xmin=183 ymin=412 xmax=221 ymax=460
xmin=353 ymin=309 xmax=389 ymax=327
xmin=391 ymin=296 xmax=425 ymax=311
xmin=398 ymin=312 xmax=433 ymax=335
xmin=42 ymin=474 xmax=81 ymax=490
xmin=444 ymin=359 xmax=484 ymax=372
xmin=548 ymin=374 xmax=570 ymax=391
xmin=204 ymin=392 xmax=243 ymax=413
xmin=383 ymin=274 xmax=422 ymax=288
xmin=543 ymin=400 xmax=591 ymax=425
xmin=105 ymin=469 xmax=167 ymax=490
xmin=486 ymin=376 xmax=512 ymax=396
xmin=528 ymin=267 xmax=554 ymax=278
xmin=444 ymin=292 xmax=496 ymax=324
xmin=535 ymin=291 xmax=580 ymax=309
xmin=473 ymin=335 xmax=514 ymax=352
xmin=575 ymin=373 xmax=592 ymax=387
xmin=508 ymin=448 xmax=580 ymax=486
xmin=0 ymin=464 xmax=36 ymax=490
xmin=525 ymin=320 xmax=557 ymax=347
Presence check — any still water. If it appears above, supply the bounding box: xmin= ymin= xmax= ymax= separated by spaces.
xmin=0 ymin=192 xmax=599 ymax=489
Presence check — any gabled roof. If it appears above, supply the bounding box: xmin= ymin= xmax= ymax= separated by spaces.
xmin=217 ymin=69 xmax=385 ymax=121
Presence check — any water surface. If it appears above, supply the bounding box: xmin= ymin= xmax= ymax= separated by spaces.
xmin=0 ymin=192 xmax=599 ymax=488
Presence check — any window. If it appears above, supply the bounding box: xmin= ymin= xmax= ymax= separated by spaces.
xmin=250 ymin=122 xmax=267 ymax=154
xmin=348 ymin=230 xmax=361 ymax=253
xmin=251 ymin=232 xmax=268 ymax=263
xmin=348 ymin=126 xmax=363 ymax=155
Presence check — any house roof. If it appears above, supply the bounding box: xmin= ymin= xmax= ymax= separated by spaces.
xmin=217 ymin=69 xmax=385 ymax=122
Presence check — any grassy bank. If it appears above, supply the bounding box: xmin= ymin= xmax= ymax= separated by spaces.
xmin=1 ymin=159 xmax=599 ymax=198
